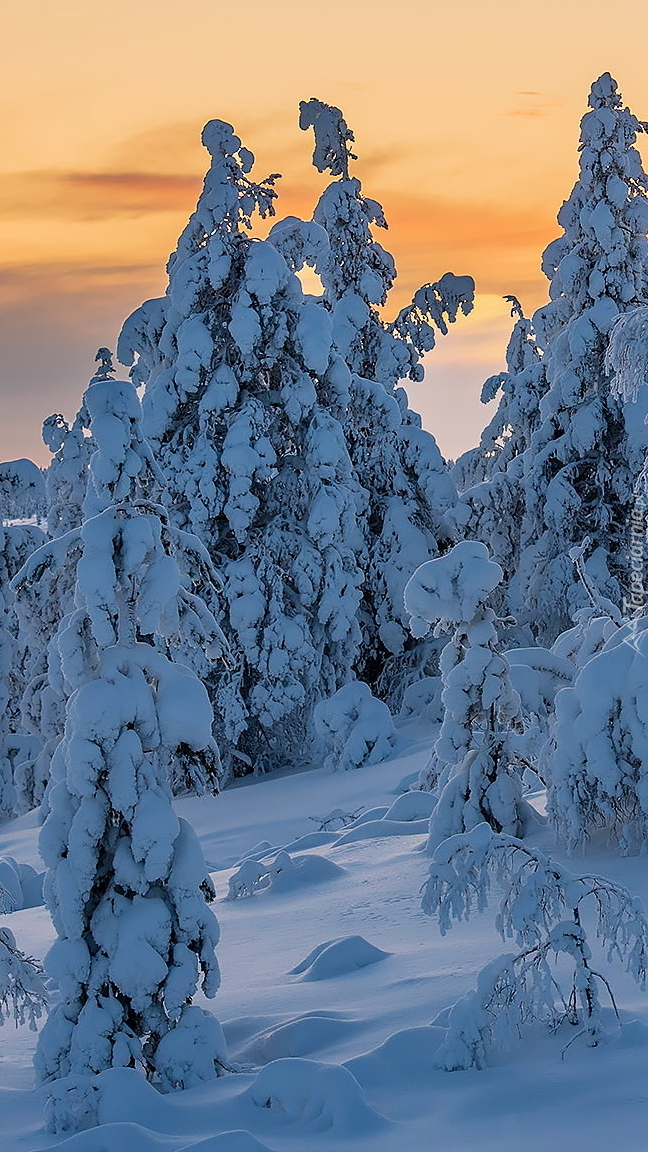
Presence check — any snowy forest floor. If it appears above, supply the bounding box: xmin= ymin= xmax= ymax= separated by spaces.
xmin=2 ymin=724 xmax=648 ymax=1152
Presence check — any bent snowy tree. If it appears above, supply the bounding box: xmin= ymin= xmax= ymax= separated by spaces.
xmin=297 ymin=98 xmax=474 ymax=703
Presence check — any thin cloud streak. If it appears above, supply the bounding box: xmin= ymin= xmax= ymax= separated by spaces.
xmin=0 ymin=170 xmax=203 ymax=221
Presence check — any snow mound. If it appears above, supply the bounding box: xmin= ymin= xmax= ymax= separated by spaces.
xmin=345 ymin=1025 xmax=445 ymax=1090
xmin=347 ymin=805 xmax=389 ymax=825
xmin=0 ymin=856 xmax=43 ymax=911
xmin=333 ymin=817 xmax=429 ymax=845
xmin=227 ymin=851 xmax=344 ymax=899
xmin=237 ymin=1011 xmax=356 ymax=1063
xmin=246 ymin=1057 xmax=388 ymax=1133
xmin=383 ymin=791 xmax=437 ymax=822
xmin=44 ymin=1123 xmax=273 ymax=1152
xmin=289 ymin=935 xmax=391 ymax=980
xmin=45 ymin=1068 xmax=174 ymax=1134
xmin=279 ymin=830 xmax=339 ymax=853
xmin=180 ymin=1135 xmax=273 ymax=1152
xmin=39 ymin=1122 xmax=175 ymax=1151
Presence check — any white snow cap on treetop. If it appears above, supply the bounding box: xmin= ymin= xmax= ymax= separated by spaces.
xmin=201 ymin=120 xmax=247 ymax=164
xmin=405 ymin=541 xmax=503 ymax=634
xmin=299 ymin=98 xmax=357 ymax=178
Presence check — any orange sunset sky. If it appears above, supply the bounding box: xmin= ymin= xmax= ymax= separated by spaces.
xmin=1 ymin=0 xmax=648 ymax=465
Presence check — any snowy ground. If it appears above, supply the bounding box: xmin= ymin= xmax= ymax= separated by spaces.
xmin=2 ymin=727 xmax=648 ymax=1152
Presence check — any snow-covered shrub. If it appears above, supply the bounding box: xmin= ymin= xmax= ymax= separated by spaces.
xmin=405 ymin=542 xmax=531 ymax=849
xmin=314 ymin=680 xmax=397 ymax=772
xmin=398 ymin=675 xmax=443 ymax=725
xmin=35 ymin=361 xmax=227 ymax=1128
xmin=0 ymin=919 xmax=47 ymax=1030
xmin=227 ymin=850 xmax=343 ymax=899
xmin=423 ymin=823 xmax=648 ymax=1068
xmin=549 ymin=616 xmax=648 ymax=853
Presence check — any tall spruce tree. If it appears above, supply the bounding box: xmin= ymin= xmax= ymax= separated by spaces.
xmin=118 ymin=119 xmax=365 ymax=774
xmin=36 ymin=355 xmax=225 ymax=1130
xmin=508 ymin=73 xmax=648 ymax=642
xmin=294 ymin=98 xmax=474 ymax=703
xmin=451 ymin=299 xmax=547 ymax=625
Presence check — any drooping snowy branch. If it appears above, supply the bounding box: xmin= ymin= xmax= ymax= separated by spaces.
xmin=0 ymin=921 xmax=47 ymax=1030
xmin=606 ymin=305 xmax=648 ymax=403
xmin=422 ymin=823 xmax=648 ymax=1069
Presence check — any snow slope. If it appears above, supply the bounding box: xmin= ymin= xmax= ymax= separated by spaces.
xmin=2 ymin=731 xmax=648 ymax=1151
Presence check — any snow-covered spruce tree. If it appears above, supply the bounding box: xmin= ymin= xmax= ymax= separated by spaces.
xmin=454 ymin=296 xmax=544 ymax=491
xmin=509 ymin=73 xmax=648 ymax=643
xmin=42 ymin=393 xmax=93 ymax=539
xmin=8 ymin=375 xmax=98 ymax=810
xmin=11 ymin=526 xmax=83 ymax=812
xmin=404 ymin=541 xmax=533 ymax=851
xmin=14 ymin=353 xmax=224 ymax=805
xmin=0 ymin=461 xmax=48 ymax=820
xmin=422 ymin=823 xmax=648 ymax=1069
xmin=0 ymin=521 xmax=17 ymax=821
xmin=118 ymin=119 xmax=364 ymax=774
xmin=550 ymin=538 xmax=622 ymax=669
xmin=295 ymin=98 xmax=474 ymax=702
xmin=452 ymin=299 xmax=546 ymax=621
xmin=35 ymin=358 xmax=226 ymax=1131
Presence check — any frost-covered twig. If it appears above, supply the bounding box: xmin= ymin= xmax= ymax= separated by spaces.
xmin=310 ymin=806 xmax=364 ymax=832
xmin=0 ymin=924 xmax=47 ymax=1030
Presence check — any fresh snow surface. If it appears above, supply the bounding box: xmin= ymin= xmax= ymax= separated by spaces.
xmin=3 ymin=732 xmax=648 ymax=1151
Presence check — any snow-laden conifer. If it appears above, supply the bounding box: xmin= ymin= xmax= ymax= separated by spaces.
xmin=118 ymin=119 xmax=364 ymax=773
xmin=0 ymin=462 xmax=48 ymax=819
xmin=405 ymin=541 xmax=531 ymax=850
xmin=454 ymin=297 xmax=544 ymax=492
xmin=35 ymin=355 xmax=226 ymax=1128
xmin=0 ymin=522 xmax=17 ymax=820
xmin=452 ymin=299 xmax=546 ymax=619
xmin=42 ymin=408 xmax=92 ymax=539
xmin=510 ymin=74 xmax=648 ymax=641
xmin=298 ymin=98 xmax=474 ymax=701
